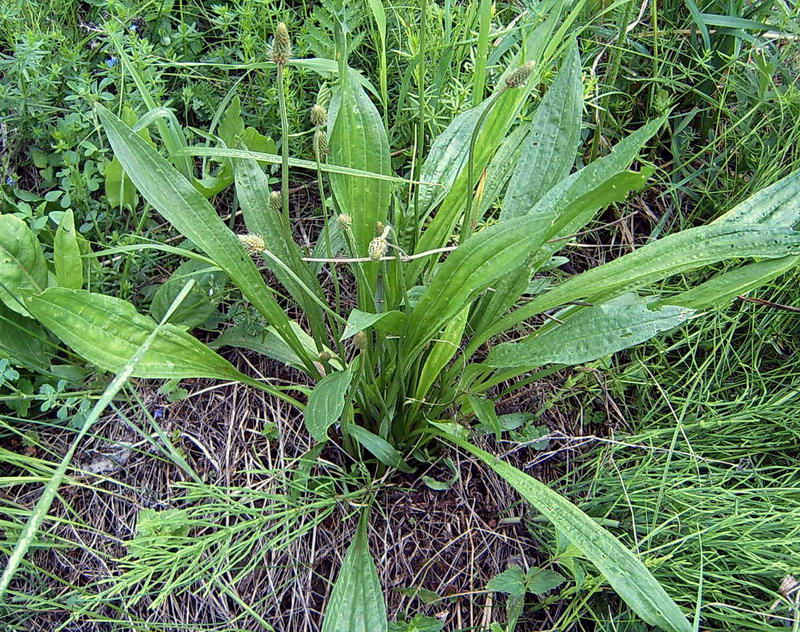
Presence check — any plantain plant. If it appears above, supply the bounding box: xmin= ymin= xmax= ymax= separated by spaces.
xmin=3 ymin=8 xmax=800 ymax=631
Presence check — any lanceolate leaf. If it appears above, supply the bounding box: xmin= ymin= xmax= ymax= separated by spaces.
xmin=0 ymin=215 xmax=48 ymax=317
xmin=305 ymin=368 xmax=353 ymax=443
xmin=416 ymin=102 xmax=489 ymax=218
xmin=503 ymin=41 xmax=583 ymax=218
xmin=485 ymin=302 xmax=694 ymax=368
xmin=663 ymin=256 xmax=800 ymax=310
xmin=322 ymin=511 xmax=387 ymax=632
xmin=448 ymin=437 xmax=692 ymax=632
xmin=404 ymin=214 xmax=550 ymax=359
xmin=469 ymin=168 xmax=651 ymax=347
xmin=53 ymin=209 xmax=83 ymax=290
xmin=329 ymin=70 xmax=392 ymax=258
xmin=27 ymin=288 xmax=244 ymax=381
xmin=233 ymin=156 xmax=326 ymax=338
xmin=714 ymin=167 xmax=800 ymax=228
xmin=487 ymin=224 xmax=800 ymax=341
xmin=346 ymin=424 xmax=412 ymax=472
xmin=97 ymin=105 xmax=314 ymax=372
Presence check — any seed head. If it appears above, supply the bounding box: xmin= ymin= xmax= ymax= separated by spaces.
xmin=270 ymin=190 xmax=282 ymax=212
xmin=337 ymin=213 xmax=352 ymax=229
xmin=353 ymin=331 xmax=368 ymax=351
xmin=313 ymin=129 xmax=328 ymax=158
xmin=505 ymin=61 xmax=535 ymax=89
xmin=272 ymin=22 xmax=292 ymax=65
xmin=310 ymin=104 xmax=328 ymax=127
xmin=368 ymin=236 xmax=388 ymax=261
xmin=238 ymin=233 xmax=266 ymax=255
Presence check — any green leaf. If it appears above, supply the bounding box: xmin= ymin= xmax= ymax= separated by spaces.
xmin=150 ymin=260 xmax=224 ymax=329
xmin=322 ymin=511 xmax=387 ymax=632
xmin=233 ymin=156 xmax=325 ymax=333
xmin=104 ymin=158 xmax=139 ymax=210
xmin=486 ymin=566 xmax=526 ymax=597
xmin=415 ymin=305 xmax=469 ymax=399
xmin=485 ymin=301 xmax=694 ymax=369
xmin=468 ymin=395 xmax=502 ymax=437
xmin=242 ymin=127 xmax=277 ymax=154
xmin=503 ymin=41 xmax=583 ymax=218
xmin=346 ymin=424 xmax=413 ymax=473
xmin=53 ymin=210 xmax=83 ymax=290
xmin=714 ymin=167 xmax=800 ymax=228
xmin=305 ymin=368 xmax=353 ymax=443
xmin=664 ymin=256 xmax=800 ymax=310
xmin=525 ymin=568 xmax=565 ymax=595
xmin=416 ymin=102 xmax=489 ymax=217
xmin=341 ymin=309 xmax=405 ymax=341
xmin=405 ymin=214 xmax=550 ymax=358
xmin=329 ymin=70 xmax=392 ymax=258
xmin=0 ymin=215 xmax=48 ymax=317
xmin=97 ymin=104 xmax=314 ymax=373
xmin=212 ymin=322 xmax=331 ymax=373
xmin=447 ymin=438 xmax=692 ymax=632
xmin=0 ymin=303 xmax=51 ymax=371
xmin=27 ymin=288 xmax=244 ymax=381
xmin=218 ymin=95 xmax=244 ymax=148
xmin=494 ymin=224 xmax=800 ymax=337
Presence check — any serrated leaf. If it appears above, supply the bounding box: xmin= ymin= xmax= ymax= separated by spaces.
xmin=53 ymin=209 xmax=83 ymax=290
xmin=486 ymin=302 xmax=694 ymax=368
xmin=0 ymin=215 xmax=48 ymax=317
xmin=525 ymin=568 xmax=565 ymax=595
xmin=26 ymin=288 xmax=244 ymax=381
xmin=486 ymin=566 xmax=526 ymax=597
xmin=448 ymin=437 xmax=691 ymax=632
xmin=322 ymin=512 xmax=387 ymax=632
xmin=305 ymin=368 xmax=353 ymax=443
xmin=503 ymin=41 xmax=583 ymax=218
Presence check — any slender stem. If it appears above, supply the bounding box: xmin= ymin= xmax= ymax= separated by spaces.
xmin=277 ymin=62 xmax=290 ymax=221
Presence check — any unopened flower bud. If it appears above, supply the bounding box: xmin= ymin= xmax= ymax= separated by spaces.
xmin=375 ymin=222 xmax=385 ymax=236
xmin=337 ymin=213 xmax=352 ymax=229
xmin=272 ymin=22 xmax=292 ymax=65
xmin=505 ymin=61 xmax=535 ymax=88
xmin=270 ymin=190 xmax=282 ymax=212
xmin=319 ymin=351 xmax=333 ymax=362
xmin=238 ymin=233 xmax=266 ymax=254
xmin=310 ymin=104 xmax=328 ymax=127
